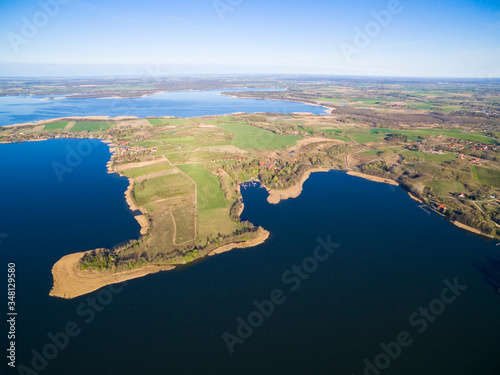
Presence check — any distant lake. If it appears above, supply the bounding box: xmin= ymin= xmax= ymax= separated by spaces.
xmin=0 ymin=140 xmax=499 ymax=375
xmin=0 ymin=89 xmax=328 ymax=126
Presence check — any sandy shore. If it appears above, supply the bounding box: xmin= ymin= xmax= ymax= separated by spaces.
xmin=124 ymin=179 xmax=149 ymax=235
xmin=452 ymin=221 xmax=494 ymax=238
xmin=49 ymin=252 xmax=175 ymax=299
xmin=408 ymin=192 xmax=423 ymax=203
xmin=5 ymin=116 xmax=137 ymax=128
xmin=265 ymin=168 xmax=331 ymax=204
xmin=346 ymin=171 xmax=399 ymax=186
xmin=221 ymin=93 xmax=332 ymax=113
xmin=208 ymin=229 xmax=270 ymax=256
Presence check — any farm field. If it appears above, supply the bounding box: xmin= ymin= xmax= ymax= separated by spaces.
xmin=43 ymin=121 xmax=68 ymax=130
xmin=72 ymin=121 xmax=110 ymax=132
xmin=121 ymin=161 xmax=173 ymax=178
xmin=424 ymin=180 xmax=466 ymax=195
xmin=472 ymin=165 xmax=500 ymax=188
xmin=373 ymin=128 xmax=495 ymax=144
xmin=177 ymin=163 xmax=227 ymax=210
xmin=134 ymin=173 xmax=193 ymax=206
xmin=216 ymin=120 xmax=300 ymax=149
xmin=403 ymin=150 xmax=457 ymax=162
xmin=171 ymin=204 xmax=196 ymax=244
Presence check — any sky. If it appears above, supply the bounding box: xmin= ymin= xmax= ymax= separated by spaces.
xmin=0 ymin=0 xmax=499 ymax=77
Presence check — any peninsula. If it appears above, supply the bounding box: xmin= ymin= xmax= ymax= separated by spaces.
xmin=1 ymin=78 xmax=499 ymax=299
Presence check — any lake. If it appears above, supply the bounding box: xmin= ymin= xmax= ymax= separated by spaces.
xmin=0 ymin=89 xmax=328 ymax=126
xmin=0 ymin=140 xmax=499 ymax=375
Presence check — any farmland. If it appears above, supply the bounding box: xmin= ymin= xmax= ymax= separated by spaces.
xmin=72 ymin=121 xmax=110 ymax=132
xmin=44 ymin=121 xmax=68 ymax=130
xmin=216 ymin=120 xmax=300 ymax=149
xmin=177 ymin=163 xmax=228 ymax=210
xmin=3 ymin=77 xmax=500 ymax=282
xmin=472 ymin=165 xmax=500 ymax=188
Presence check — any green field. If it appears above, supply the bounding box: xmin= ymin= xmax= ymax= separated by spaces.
xmin=317 ymin=97 xmax=344 ymax=103
xmin=122 ymin=161 xmax=173 ymax=178
xmin=323 ymin=129 xmax=351 ymax=142
xmin=360 ymin=150 xmax=381 ymax=155
xmin=323 ymin=129 xmax=383 ymax=143
xmin=161 ymin=136 xmax=195 ymax=143
xmin=217 ymin=121 xmax=300 ymax=149
xmin=172 ymin=204 xmax=196 ymax=243
xmin=424 ymin=180 xmax=465 ymax=195
xmin=406 ymin=102 xmax=440 ymax=111
xmin=351 ymin=133 xmax=384 ymax=144
xmin=403 ymin=150 xmax=456 ymax=162
xmin=72 ymin=121 xmax=110 ymax=132
xmin=134 ymin=173 xmax=193 ymax=206
xmin=198 ymin=208 xmax=240 ymax=240
xmin=147 ymin=118 xmax=167 ymax=126
xmin=373 ymin=128 xmax=495 ymax=144
xmin=177 ymin=163 xmax=227 ymax=210
xmin=471 ymin=165 xmax=500 ymax=188
xmin=44 ymin=121 xmax=68 ymax=130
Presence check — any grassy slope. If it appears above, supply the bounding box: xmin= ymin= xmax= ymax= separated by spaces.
xmin=177 ymin=163 xmax=227 ymax=210
xmin=217 ymin=121 xmax=300 ymax=149
xmin=472 ymin=165 xmax=500 ymax=188
xmin=72 ymin=122 xmax=110 ymax=132
xmin=44 ymin=121 xmax=68 ymax=130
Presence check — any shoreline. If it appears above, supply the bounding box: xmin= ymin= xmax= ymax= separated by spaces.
xmin=264 ymin=168 xmax=331 ymax=204
xmin=346 ymin=171 xmax=399 ymax=186
xmin=48 ymin=142 xmax=269 ymax=299
xmin=124 ymin=178 xmax=150 ymax=235
xmin=49 ymin=252 xmax=176 ymax=299
xmin=50 ymin=229 xmax=270 ymax=299
xmin=220 ymin=93 xmax=333 ymax=114
xmin=208 ymin=229 xmax=270 ymax=256
xmin=407 ymin=192 xmax=423 ymax=203
xmin=452 ymin=221 xmax=494 ymax=238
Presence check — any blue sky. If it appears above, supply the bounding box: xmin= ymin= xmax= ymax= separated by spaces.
xmin=0 ymin=0 xmax=499 ymax=77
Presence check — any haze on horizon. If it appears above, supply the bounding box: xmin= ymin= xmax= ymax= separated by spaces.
xmin=0 ymin=0 xmax=499 ymax=78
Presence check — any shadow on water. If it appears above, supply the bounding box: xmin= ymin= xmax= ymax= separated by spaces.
xmin=473 ymin=255 xmax=500 ymax=294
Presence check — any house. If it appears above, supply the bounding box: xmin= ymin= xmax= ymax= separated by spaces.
xmin=435 ymin=203 xmax=447 ymax=211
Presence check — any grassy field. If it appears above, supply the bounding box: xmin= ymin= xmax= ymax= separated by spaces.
xmin=472 ymin=165 xmax=500 ymax=188
xmin=323 ymin=129 xmax=351 ymax=142
xmin=373 ymin=128 xmax=495 ymax=144
xmin=360 ymin=150 xmax=381 ymax=155
xmin=177 ymin=163 xmax=227 ymax=210
xmin=147 ymin=118 xmax=167 ymax=126
xmin=424 ymin=180 xmax=465 ymax=195
xmin=172 ymin=204 xmax=196 ymax=243
xmin=217 ymin=121 xmax=300 ymax=149
xmin=351 ymin=133 xmax=384 ymax=144
xmin=198 ymin=208 xmax=240 ymax=240
xmin=161 ymin=136 xmax=195 ymax=143
xmin=72 ymin=121 xmax=110 ymax=132
xmin=44 ymin=121 xmax=68 ymax=130
xmin=134 ymin=173 xmax=193 ymax=206
xmin=323 ymin=129 xmax=383 ymax=144
xmin=122 ymin=161 xmax=172 ymax=178
xmin=403 ymin=150 xmax=456 ymax=162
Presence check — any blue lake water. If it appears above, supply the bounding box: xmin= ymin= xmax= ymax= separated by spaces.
xmin=0 ymin=89 xmax=328 ymax=126
xmin=1 ymin=140 xmax=500 ymax=375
